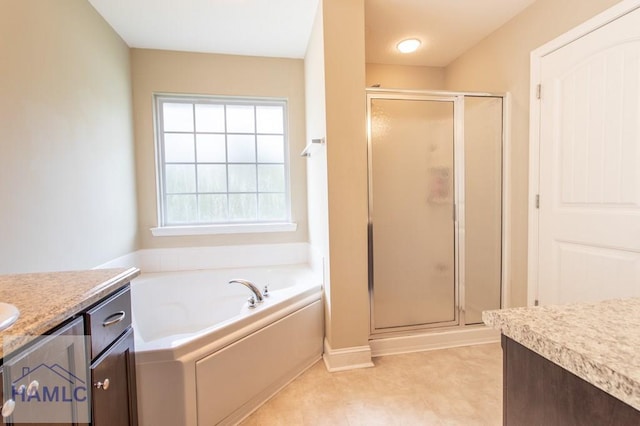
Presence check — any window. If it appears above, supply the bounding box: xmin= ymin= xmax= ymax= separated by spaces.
xmin=153 ymin=94 xmax=292 ymax=234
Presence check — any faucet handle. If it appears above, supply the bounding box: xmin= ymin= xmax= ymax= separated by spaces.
xmin=263 ymin=285 xmax=270 ymax=297
xmin=247 ymin=296 xmax=257 ymax=308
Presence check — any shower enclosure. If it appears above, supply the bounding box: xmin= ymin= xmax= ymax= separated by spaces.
xmin=367 ymin=90 xmax=504 ymax=336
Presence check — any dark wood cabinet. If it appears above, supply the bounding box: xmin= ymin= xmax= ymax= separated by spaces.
xmin=90 ymin=328 xmax=137 ymax=426
xmin=1 ymin=369 xmax=4 ymax=421
xmin=85 ymin=286 xmax=137 ymax=426
xmin=1 ymin=284 xmax=137 ymax=425
xmin=85 ymin=288 xmax=132 ymax=361
xmin=2 ymin=316 xmax=89 ymax=426
xmin=502 ymin=335 xmax=640 ymax=425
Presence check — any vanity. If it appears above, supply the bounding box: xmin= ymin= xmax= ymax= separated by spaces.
xmin=0 ymin=267 xmax=139 ymax=425
xmin=484 ymin=298 xmax=640 ymax=425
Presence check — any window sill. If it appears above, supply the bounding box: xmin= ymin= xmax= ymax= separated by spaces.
xmin=150 ymin=222 xmax=298 ymax=237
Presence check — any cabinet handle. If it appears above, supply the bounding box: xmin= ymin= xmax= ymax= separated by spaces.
xmin=1 ymin=399 xmax=15 ymax=417
xmin=13 ymin=380 xmax=38 ymax=397
xmin=94 ymin=378 xmax=110 ymax=390
xmin=26 ymin=380 xmax=39 ymax=397
xmin=102 ymin=311 xmax=126 ymax=327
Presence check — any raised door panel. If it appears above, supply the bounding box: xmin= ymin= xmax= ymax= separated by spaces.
xmin=538 ymin=6 xmax=640 ymax=305
xmin=3 ymin=317 xmax=89 ymax=426
xmin=91 ymin=328 xmax=137 ymax=426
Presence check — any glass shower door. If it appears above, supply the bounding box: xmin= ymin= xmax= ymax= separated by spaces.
xmin=368 ymin=96 xmax=457 ymax=332
xmin=463 ymin=96 xmax=503 ymax=324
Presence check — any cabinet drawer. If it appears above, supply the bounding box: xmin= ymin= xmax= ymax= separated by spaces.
xmin=86 ymin=286 xmax=131 ymax=360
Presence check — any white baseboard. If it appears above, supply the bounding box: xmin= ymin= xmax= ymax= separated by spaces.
xmin=322 ymin=338 xmax=374 ymax=372
xmin=369 ymin=326 xmax=500 ymax=357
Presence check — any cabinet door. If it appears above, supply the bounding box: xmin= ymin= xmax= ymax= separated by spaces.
xmin=0 ymin=368 xmax=8 ymax=425
xmin=3 ymin=317 xmax=89 ymax=426
xmin=91 ymin=328 xmax=137 ymax=426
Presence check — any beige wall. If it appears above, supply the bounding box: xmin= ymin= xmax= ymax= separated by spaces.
xmin=322 ymin=0 xmax=370 ymax=349
xmin=304 ymin=3 xmax=332 ymax=338
xmin=0 ymin=0 xmax=138 ymax=273
xmin=445 ymin=0 xmax=623 ymax=307
xmin=366 ymin=63 xmax=445 ymax=90
xmin=446 ymin=0 xmax=618 ymax=306
xmin=130 ymin=49 xmax=308 ymax=249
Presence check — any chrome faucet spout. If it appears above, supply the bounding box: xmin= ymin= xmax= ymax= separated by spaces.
xmin=229 ymin=279 xmax=264 ymax=303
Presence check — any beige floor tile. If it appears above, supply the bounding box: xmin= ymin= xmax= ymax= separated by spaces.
xmin=240 ymin=343 xmax=502 ymax=426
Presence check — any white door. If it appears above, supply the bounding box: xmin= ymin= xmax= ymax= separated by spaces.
xmin=537 ymin=6 xmax=640 ymax=305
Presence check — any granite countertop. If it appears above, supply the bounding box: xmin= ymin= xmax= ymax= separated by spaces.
xmin=0 ymin=267 xmax=140 ymax=359
xmin=483 ymin=298 xmax=640 ymax=411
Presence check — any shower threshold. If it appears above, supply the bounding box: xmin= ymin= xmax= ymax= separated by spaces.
xmin=369 ymin=324 xmax=499 ymax=357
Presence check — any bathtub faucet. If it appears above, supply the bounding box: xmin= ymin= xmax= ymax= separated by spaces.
xmin=229 ymin=279 xmax=264 ymax=304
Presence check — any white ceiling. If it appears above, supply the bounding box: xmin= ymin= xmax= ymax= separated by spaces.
xmin=89 ymin=0 xmax=535 ymax=66
xmin=88 ymin=0 xmax=320 ymax=58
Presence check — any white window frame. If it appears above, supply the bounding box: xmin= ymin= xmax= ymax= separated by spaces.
xmin=151 ymin=93 xmax=296 ymax=237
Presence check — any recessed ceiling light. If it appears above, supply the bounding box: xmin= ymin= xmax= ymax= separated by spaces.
xmin=397 ymin=38 xmax=421 ymax=54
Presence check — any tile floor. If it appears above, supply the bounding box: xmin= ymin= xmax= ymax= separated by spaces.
xmin=240 ymin=343 xmax=502 ymax=426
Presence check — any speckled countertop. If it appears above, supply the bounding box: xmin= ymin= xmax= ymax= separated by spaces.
xmin=483 ymin=298 xmax=640 ymax=411
xmin=0 ymin=267 xmax=139 ymax=360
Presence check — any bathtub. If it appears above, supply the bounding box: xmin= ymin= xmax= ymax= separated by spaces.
xmin=131 ymin=264 xmax=324 ymax=426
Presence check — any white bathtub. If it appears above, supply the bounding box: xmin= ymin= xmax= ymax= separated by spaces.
xmin=131 ymin=264 xmax=324 ymax=426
